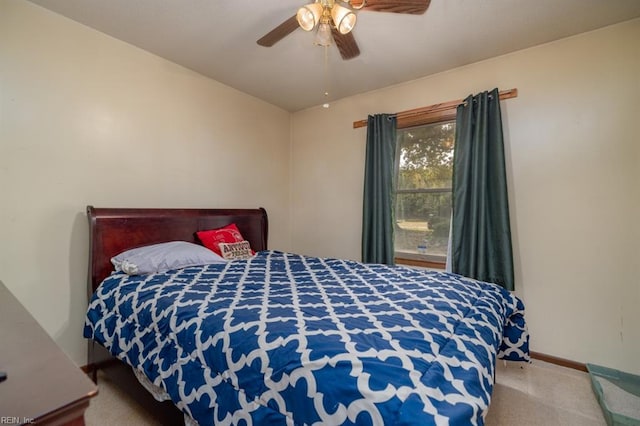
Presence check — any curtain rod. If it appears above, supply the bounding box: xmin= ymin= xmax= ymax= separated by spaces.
xmin=352 ymin=88 xmax=518 ymax=129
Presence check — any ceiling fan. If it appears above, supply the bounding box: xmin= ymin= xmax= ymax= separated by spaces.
xmin=257 ymin=0 xmax=431 ymax=60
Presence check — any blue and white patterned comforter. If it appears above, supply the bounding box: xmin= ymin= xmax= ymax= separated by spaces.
xmin=84 ymin=251 xmax=529 ymax=425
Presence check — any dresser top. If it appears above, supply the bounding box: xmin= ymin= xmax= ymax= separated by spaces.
xmin=0 ymin=281 xmax=98 ymax=424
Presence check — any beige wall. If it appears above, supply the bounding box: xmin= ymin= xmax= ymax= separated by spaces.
xmin=291 ymin=19 xmax=640 ymax=373
xmin=0 ymin=0 xmax=291 ymax=365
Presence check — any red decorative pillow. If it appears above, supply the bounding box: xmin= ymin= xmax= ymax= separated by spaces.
xmin=196 ymin=224 xmax=253 ymax=256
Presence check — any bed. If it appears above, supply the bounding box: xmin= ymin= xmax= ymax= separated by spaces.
xmin=83 ymin=206 xmax=529 ymax=425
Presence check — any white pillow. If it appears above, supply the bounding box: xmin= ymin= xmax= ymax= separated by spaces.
xmin=111 ymin=241 xmax=227 ymax=275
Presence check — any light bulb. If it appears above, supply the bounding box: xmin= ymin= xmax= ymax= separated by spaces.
xmin=331 ymin=4 xmax=356 ymax=34
xmin=296 ymin=3 xmax=323 ymax=31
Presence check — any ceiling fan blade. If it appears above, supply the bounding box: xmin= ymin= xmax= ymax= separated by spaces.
xmin=257 ymin=15 xmax=299 ymax=47
xmin=331 ymin=27 xmax=361 ymax=60
xmin=355 ymin=0 xmax=431 ymax=14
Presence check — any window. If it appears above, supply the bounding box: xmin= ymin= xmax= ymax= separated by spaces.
xmin=394 ymin=120 xmax=455 ymax=268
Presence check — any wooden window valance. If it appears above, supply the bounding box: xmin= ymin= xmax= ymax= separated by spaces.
xmin=352 ymin=88 xmax=518 ymax=130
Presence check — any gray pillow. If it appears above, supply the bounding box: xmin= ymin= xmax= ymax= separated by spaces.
xmin=111 ymin=241 xmax=227 ymax=275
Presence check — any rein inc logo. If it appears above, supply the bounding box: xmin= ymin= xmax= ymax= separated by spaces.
xmin=0 ymin=418 xmax=35 ymax=425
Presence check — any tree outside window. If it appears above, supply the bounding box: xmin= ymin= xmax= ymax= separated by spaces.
xmin=394 ymin=120 xmax=455 ymax=266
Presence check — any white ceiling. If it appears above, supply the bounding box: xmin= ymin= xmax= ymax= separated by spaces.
xmin=27 ymin=0 xmax=640 ymax=112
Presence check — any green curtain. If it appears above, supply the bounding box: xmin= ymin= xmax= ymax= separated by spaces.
xmin=362 ymin=114 xmax=397 ymax=265
xmin=451 ymin=88 xmax=514 ymax=290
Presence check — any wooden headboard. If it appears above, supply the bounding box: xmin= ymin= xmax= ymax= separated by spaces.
xmin=86 ymin=206 xmax=268 ymax=296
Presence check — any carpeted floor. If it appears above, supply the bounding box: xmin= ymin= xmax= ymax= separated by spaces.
xmin=85 ymin=359 xmax=606 ymax=425
xmin=485 ymin=360 xmax=606 ymax=425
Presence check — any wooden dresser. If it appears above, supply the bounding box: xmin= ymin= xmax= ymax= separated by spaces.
xmin=0 ymin=281 xmax=98 ymax=425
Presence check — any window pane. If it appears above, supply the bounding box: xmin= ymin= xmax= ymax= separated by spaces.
xmin=395 ymin=192 xmax=451 ymax=258
xmin=397 ymin=121 xmax=455 ymax=190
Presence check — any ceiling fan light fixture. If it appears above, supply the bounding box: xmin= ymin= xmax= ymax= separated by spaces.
xmin=314 ymin=22 xmax=333 ymax=46
xmin=296 ymin=3 xmax=323 ymax=31
xmin=331 ymin=3 xmax=357 ymax=34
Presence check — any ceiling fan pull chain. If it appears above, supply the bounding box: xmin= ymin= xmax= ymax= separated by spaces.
xmin=323 ymin=45 xmax=331 ymax=108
